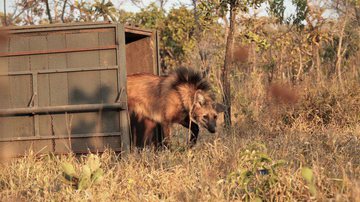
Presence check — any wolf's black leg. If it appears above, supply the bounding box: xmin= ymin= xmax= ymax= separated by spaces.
xmin=181 ymin=117 xmax=200 ymax=147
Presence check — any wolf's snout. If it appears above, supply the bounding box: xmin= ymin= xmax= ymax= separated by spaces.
xmin=208 ymin=127 xmax=216 ymax=133
xmin=206 ymin=121 xmax=216 ymax=133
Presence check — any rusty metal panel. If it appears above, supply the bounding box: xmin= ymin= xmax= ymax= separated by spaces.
xmin=38 ymin=74 xmax=50 ymax=106
xmin=8 ymin=37 xmax=30 ymax=72
xmin=100 ymin=50 xmax=117 ymax=67
xmin=100 ymin=69 xmax=120 ymax=133
xmin=68 ymin=71 xmax=101 ymax=104
xmin=49 ymin=73 xmax=68 ymax=106
xmin=0 ymin=76 xmax=10 ymax=108
xmin=0 ymin=140 xmax=53 ymax=158
xmin=0 ymin=23 xmax=161 ymax=158
xmin=100 ymin=69 xmax=118 ymax=102
xmin=126 ymin=37 xmax=154 ymax=74
xmin=47 ymin=34 xmax=67 ymax=70
xmin=66 ymin=32 xmax=99 ymax=49
xmin=67 ymin=51 xmax=100 ymax=69
xmin=99 ymin=31 xmax=116 ymax=46
xmin=0 ymin=116 xmax=34 ymax=138
xmin=0 ymin=23 xmax=132 ymax=158
xmin=55 ymin=136 xmax=121 ymax=154
xmin=116 ymin=24 xmax=130 ymax=153
xmin=10 ymin=75 xmax=32 ymax=107
xmin=29 ymin=36 xmax=48 ymax=71
xmin=48 ymin=114 xmax=67 ymax=137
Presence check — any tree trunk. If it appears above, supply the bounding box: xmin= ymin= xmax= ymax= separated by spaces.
xmin=355 ymin=7 xmax=360 ymax=27
xmin=315 ymin=45 xmax=321 ymax=84
xmin=221 ymin=5 xmax=237 ymax=127
xmin=311 ymin=44 xmax=321 ymax=84
xmin=3 ymin=0 xmax=7 ymax=26
xmin=252 ymin=43 xmax=257 ymax=72
xmin=297 ymin=47 xmax=303 ymax=82
xmin=45 ymin=0 xmax=53 ymax=23
xmin=223 ymin=16 xmax=229 ymax=41
xmin=280 ymin=45 xmax=284 ymax=79
xmin=336 ymin=16 xmax=347 ymax=93
xmin=54 ymin=0 xmax=58 ymax=22
xmin=61 ymin=0 xmax=68 ymax=23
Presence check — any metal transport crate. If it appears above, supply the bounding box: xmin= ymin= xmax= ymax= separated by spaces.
xmin=0 ymin=22 xmax=160 ymax=158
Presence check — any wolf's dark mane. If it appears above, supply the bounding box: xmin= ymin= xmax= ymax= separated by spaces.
xmin=170 ymin=67 xmax=211 ymax=91
xmin=157 ymin=67 xmax=216 ymax=107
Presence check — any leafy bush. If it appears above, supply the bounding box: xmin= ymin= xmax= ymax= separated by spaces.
xmin=61 ymin=154 xmax=104 ymax=190
xmin=219 ymin=144 xmax=286 ymax=201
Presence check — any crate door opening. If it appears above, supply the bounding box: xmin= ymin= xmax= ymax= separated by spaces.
xmin=125 ymin=30 xmax=157 ymax=75
xmin=125 ymin=28 xmax=162 ymax=148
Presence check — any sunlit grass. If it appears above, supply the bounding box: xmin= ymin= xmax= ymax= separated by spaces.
xmin=0 ymin=124 xmax=359 ymax=201
xmin=0 ymin=77 xmax=359 ymax=201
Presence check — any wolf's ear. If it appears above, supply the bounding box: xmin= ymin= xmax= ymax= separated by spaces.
xmin=195 ymin=93 xmax=205 ymax=105
xmin=214 ymin=103 xmax=226 ymax=113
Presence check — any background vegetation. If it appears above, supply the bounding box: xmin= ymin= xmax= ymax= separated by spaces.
xmin=0 ymin=0 xmax=359 ymax=201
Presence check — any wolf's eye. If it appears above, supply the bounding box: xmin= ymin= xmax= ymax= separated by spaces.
xmin=214 ymin=115 xmax=218 ymax=119
xmin=204 ymin=114 xmax=209 ymax=120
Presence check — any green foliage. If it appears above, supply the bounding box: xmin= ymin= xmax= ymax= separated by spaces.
xmin=301 ymin=167 xmax=313 ymax=183
xmin=197 ymin=1 xmax=224 ymax=33
xmin=61 ymin=154 xmax=104 ymax=191
xmin=219 ymin=144 xmax=286 ymax=201
xmin=123 ymin=4 xmax=211 ymax=69
xmin=245 ymin=31 xmax=270 ymax=50
xmin=131 ymin=3 xmax=165 ymax=29
xmin=162 ymin=7 xmax=197 ymax=67
xmin=71 ymin=0 xmax=118 ymax=22
xmin=219 ymin=0 xmax=266 ymax=12
xmin=267 ymin=0 xmax=309 ymax=27
xmin=301 ymin=167 xmax=317 ymax=197
xmin=290 ymin=0 xmax=308 ymax=28
xmin=268 ymin=0 xmax=286 ymax=23
xmin=323 ymin=19 xmax=360 ymax=65
xmin=92 ymin=0 xmax=117 ymax=21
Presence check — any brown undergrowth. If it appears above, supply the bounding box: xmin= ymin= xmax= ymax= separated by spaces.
xmin=0 ymin=76 xmax=359 ymax=202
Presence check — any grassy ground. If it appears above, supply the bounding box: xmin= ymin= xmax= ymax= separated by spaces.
xmin=0 ymin=127 xmax=359 ymax=201
xmin=0 ymin=79 xmax=359 ymax=201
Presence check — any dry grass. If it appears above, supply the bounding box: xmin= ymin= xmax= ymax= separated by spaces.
xmin=0 ymin=76 xmax=359 ymax=202
xmin=0 ymin=127 xmax=359 ymax=201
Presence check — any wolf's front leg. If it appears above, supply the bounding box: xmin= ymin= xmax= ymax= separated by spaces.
xmin=161 ymin=124 xmax=171 ymax=149
xmin=180 ymin=116 xmax=199 ymax=147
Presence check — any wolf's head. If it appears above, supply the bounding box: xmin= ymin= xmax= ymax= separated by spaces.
xmin=191 ymin=91 xmax=225 ymax=133
xmin=167 ymin=67 xmax=226 ymax=133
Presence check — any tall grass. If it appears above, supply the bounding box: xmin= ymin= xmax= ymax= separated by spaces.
xmin=0 ymin=33 xmax=357 ymax=200
xmin=0 ymin=76 xmax=359 ymax=201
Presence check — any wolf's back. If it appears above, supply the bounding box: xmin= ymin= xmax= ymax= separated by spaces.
xmin=127 ymin=73 xmax=164 ymax=121
xmin=127 ymin=67 xmax=212 ymax=122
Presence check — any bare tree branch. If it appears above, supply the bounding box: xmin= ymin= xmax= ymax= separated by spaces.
xmin=159 ymin=0 xmax=169 ymax=10
xmin=61 ymin=0 xmax=68 ymax=23
xmin=8 ymin=0 xmax=41 ymax=25
xmin=45 ymin=0 xmax=53 ymax=23
xmin=222 ymin=4 xmax=238 ymax=127
xmin=3 ymin=0 xmax=7 ymax=26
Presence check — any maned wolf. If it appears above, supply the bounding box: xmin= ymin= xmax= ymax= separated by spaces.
xmin=127 ymin=67 xmax=225 ymax=148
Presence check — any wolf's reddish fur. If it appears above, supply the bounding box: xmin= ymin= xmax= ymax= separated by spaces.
xmin=127 ymin=67 xmax=224 ymax=148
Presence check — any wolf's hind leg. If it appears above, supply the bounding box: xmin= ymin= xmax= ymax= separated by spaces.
xmin=143 ymin=118 xmax=157 ymax=147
